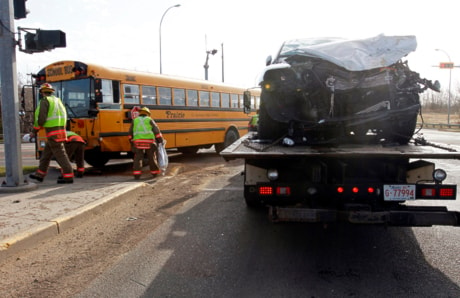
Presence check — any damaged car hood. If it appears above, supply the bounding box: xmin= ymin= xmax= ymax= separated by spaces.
xmin=275 ymin=34 xmax=417 ymax=71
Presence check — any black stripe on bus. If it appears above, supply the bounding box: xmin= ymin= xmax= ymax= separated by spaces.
xmin=99 ymin=127 xmax=231 ymax=138
xmin=122 ymin=118 xmax=249 ymax=124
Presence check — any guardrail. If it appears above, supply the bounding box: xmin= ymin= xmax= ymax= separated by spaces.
xmin=417 ymin=123 xmax=460 ymax=130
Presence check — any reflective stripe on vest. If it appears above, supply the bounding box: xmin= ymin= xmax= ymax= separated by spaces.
xmin=66 ymin=131 xmax=85 ymax=143
xmin=46 ymin=129 xmax=67 ymax=142
xmin=133 ymin=139 xmax=154 ymax=149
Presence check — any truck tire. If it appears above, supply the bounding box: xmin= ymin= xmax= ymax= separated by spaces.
xmin=215 ymin=129 xmax=239 ymax=153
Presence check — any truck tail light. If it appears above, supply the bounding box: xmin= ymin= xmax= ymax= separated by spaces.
xmin=419 ymin=185 xmax=455 ymax=199
xmin=337 ymin=186 xmax=377 ymax=194
xmin=258 ymin=186 xmax=291 ymax=196
xmin=439 ymin=187 xmax=455 ymax=197
xmin=422 ymin=188 xmax=436 ymax=197
xmin=259 ymin=186 xmax=273 ymax=195
xmin=276 ymin=186 xmax=291 ymax=196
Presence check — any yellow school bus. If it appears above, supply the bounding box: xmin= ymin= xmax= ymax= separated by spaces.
xmin=32 ymin=61 xmax=259 ymax=167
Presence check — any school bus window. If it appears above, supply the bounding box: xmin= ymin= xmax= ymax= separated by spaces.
xmin=239 ymin=95 xmax=244 ymax=109
xmin=255 ymin=96 xmax=260 ymax=109
xmin=251 ymin=95 xmax=256 ymax=109
xmin=142 ymin=85 xmax=157 ymax=105
xmin=174 ymin=88 xmax=185 ymax=106
xmin=101 ymin=80 xmax=114 ymax=103
xmin=158 ymin=87 xmax=172 ymax=105
xmin=211 ymin=92 xmax=220 ymax=107
xmin=231 ymin=94 xmax=238 ymax=108
xmin=221 ymin=93 xmax=230 ymax=108
xmin=97 ymin=80 xmax=120 ymax=109
xmin=123 ymin=84 xmax=140 ymax=104
xmin=187 ymin=89 xmax=198 ymax=106
xmin=199 ymin=90 xmax=210 ymax=107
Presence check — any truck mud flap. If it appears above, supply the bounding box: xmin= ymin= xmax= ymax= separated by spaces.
xmin=269 ymin=207 xmax=460 ymax=227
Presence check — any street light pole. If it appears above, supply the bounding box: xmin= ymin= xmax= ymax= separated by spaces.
xmin=159 ymin=4 xmax=180 ymax=74
xmin=435 ymin=48 xmax=452 ymax=125
xmin=204 ymin=49 xmax=217 ymax=80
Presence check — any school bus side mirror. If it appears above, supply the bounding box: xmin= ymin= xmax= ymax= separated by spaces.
xmin=243 ymin=91 xmax=251 ymax=114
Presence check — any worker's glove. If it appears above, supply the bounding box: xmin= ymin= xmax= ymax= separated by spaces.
xmin=156 ymin=137 xmax=163 ymax=144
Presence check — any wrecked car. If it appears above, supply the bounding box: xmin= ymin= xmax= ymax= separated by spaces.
xmin=257 ymin=35 xmax=440 ymax=145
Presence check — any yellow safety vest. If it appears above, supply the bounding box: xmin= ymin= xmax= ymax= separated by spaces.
xmin=34 ymin=95 xmax=67 ymax=128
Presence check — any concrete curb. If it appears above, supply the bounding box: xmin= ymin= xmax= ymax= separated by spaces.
xmin=0 ymin=182 xmax=145 ymax=262
xmin=0 ymin=164 xmax=185 ymax=262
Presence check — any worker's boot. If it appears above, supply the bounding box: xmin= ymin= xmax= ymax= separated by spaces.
xmin=29 ymin=173 xmax=44 ymax=182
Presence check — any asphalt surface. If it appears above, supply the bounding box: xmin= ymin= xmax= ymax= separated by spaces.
xmin=0 ymin=162 xmax=172 ymax=262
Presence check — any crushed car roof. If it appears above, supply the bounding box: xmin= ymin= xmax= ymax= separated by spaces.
xmin=278 ymin=34 xmax=417 ymax=71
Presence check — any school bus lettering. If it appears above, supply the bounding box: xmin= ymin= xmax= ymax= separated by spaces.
xmin=165 ymin=111 xmax=185 ymax=119
xmin=64 ymin=65 xmax=73 ymax=74
xmin=46 ymin=64 xmax=75 ymax=80
xmin=47 ymin=66 xmax=63 ymax=77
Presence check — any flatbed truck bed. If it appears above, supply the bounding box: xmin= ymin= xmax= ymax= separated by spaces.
xmin=221 ymin=133 xmax=460 ymax=161
xmin=221 ymin=133 xmax=460 ymax=226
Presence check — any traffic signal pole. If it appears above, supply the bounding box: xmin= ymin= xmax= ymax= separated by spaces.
xmin=0 ymin=0 xmax=32 ymax=190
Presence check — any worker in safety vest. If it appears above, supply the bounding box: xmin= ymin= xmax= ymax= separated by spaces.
xmin=128 ymin=107 xmax=164 ymax=180
xmin=65 ymin=131 xmax=86 ymax=178
xmin=29 ymin=83 xmax=74 ymax=184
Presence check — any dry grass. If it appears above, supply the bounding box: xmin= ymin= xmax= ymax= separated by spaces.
xmin=418 ymin=112 xmax=460 ymax=124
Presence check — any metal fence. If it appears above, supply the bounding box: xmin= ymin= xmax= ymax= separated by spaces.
xmin=417 ymin=123 xmax=460 ymax=130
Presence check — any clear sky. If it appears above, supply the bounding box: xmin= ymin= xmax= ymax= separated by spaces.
xmin=13 ymin=0 xmax=459 ymax=92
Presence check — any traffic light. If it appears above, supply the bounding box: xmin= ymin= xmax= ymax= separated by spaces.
xmin=14 ymin=0 xmax=28 ymax=19
xmin=439 ymin=62 xmax=454 ymax=69
xmin=23 ymin=29 xmax=66 ymax=53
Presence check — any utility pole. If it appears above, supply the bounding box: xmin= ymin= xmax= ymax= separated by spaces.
xmin=221 ymin=43 xmax=224 ymax=83
xmin=0 ymin=0 xmax=31 ymax=190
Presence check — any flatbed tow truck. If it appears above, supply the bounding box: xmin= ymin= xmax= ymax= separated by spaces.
xmin=221 ymin=133 xmax=460 ymax=226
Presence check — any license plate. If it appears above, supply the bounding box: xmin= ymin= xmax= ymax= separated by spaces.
xmin=384 ymin=184 xmax=416 ymax=201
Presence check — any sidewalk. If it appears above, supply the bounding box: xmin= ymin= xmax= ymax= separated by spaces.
xmin=0 ymin=165 xmax=152 ymax=262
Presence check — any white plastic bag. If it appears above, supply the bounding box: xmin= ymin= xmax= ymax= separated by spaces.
xmin=157 ymin=142 xmax=168 ymax=175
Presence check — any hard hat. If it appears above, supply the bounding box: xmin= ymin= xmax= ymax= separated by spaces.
xmin=139 ymin=107 xmax=151 ymax=115
xmin=39 ymin=83 xmax=55 ymax=93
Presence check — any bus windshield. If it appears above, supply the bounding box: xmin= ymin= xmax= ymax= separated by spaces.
xmin=53 ymin=78 xmax=93 ymax=118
